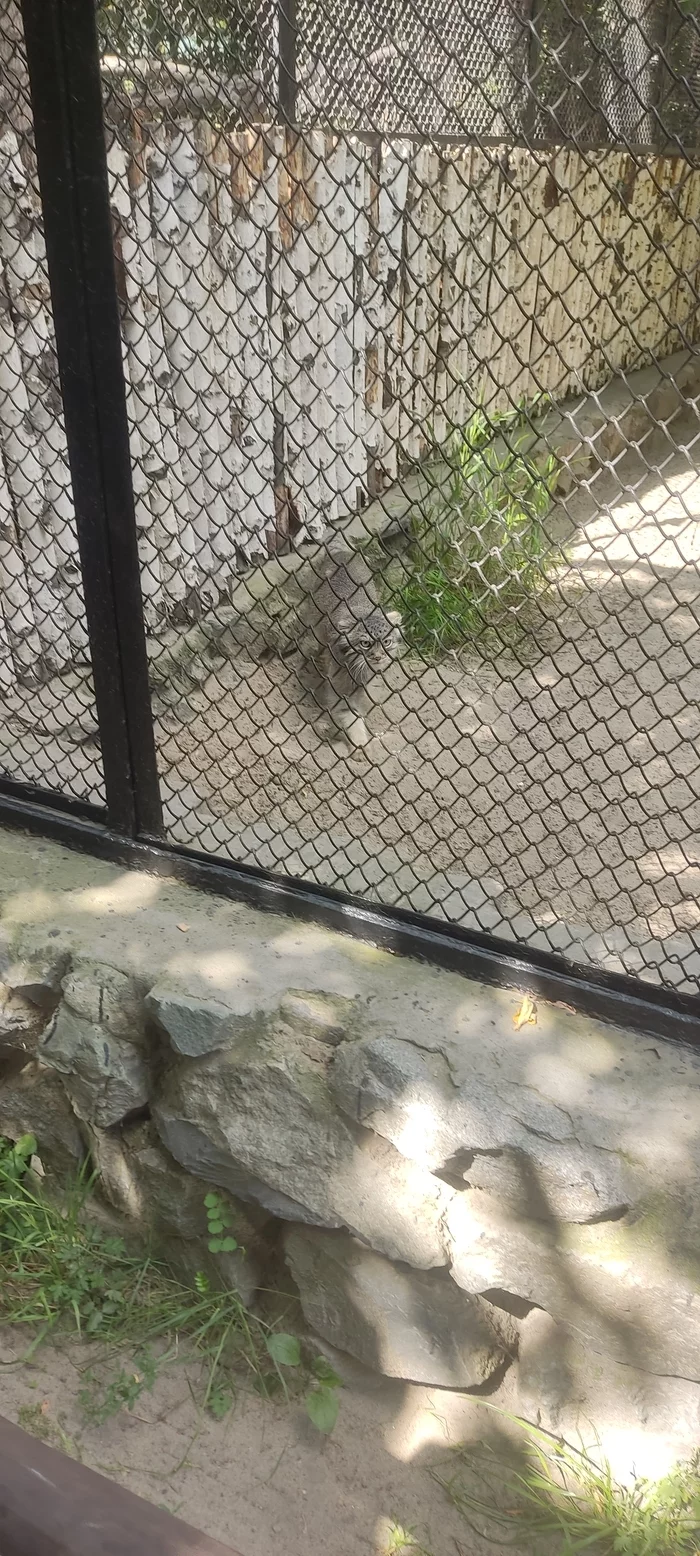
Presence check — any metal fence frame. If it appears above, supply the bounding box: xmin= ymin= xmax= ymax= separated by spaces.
xmin=1 ymin=0 xmax=699 ymax=1048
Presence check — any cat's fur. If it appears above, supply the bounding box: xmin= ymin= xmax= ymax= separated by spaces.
xmin=295 ymin=543 xmax=402 ymax=745
xmin=154 ymin=541 xmax=401 ymax=747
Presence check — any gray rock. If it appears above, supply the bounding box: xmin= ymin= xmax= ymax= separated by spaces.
xmin=91 ymin=1118 xmax=269 ymax=1245
xmin=447 ymin=1190 xmax=700 ymax=1381
xmin=0 ymin=1060 xmax=84 ymax=1177
xmin=331 ymin=1035 xmax=636 ymax=1223
xmin=278 ymin=990 xmax=359 ymax=1046
xmin=89 ymin=1119 xmax=267 ymax=1306
xmin=5 ymin=946 xmax=70 ymax=1011
xmin=284 ymin=1224 xmax=517 ymax=1386
xmin=62 ymin=960 xmax=145 ymax=1040
xmin=42 ymin=1006 xmax=150 ymax=1127
xmin=147 ymin=986 xmax=253 ymax=1057
xmin=0 ymin=985 xmax=47 ymax=1061
xmin=153 ymin=1029 xmax=453 ymax=1268
xmin=517 ymin=1307 xmax=700 ymax=1464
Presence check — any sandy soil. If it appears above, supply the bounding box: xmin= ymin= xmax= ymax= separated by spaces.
xmin=0 ymin=1328 xmax=519 ymax=1556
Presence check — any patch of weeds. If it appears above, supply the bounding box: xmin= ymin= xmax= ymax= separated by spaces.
xmin=79 ymin=1350 xmax=160 ymax=1425
xmin=0 ymin=1136 xmax=340 ymax=1433
xmin=434 ymin=1412 xmax=700 ymax=1555
xmin=396 ymin=402 xmax=560 ymax=656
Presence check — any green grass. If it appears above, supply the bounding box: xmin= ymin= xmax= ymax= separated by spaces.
xmin=0 ymin=1134 xmax=340 ymax=1429
xmin=433 ymin=1414 xmax=700 ymax=1555
xmin=396 ymin=403 xmax=560 ymax=656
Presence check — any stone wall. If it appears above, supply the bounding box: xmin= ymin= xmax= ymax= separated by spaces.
xmin=0 ymin=827 xmax=699 ymax=1459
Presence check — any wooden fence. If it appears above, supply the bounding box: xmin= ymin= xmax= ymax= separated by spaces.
xmin=1 ymin=120 xmax=699 ymax=687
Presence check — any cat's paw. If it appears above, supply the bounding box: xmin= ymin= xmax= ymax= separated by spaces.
xmin=346 ymin=716 xmax=370 ymax=747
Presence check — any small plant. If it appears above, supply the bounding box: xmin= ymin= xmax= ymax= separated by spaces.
xmin=204 ymin=1191 xmax=239 ymax=1254
xmin=265 ymin=1333 xmax=342 ymax=1434
xmin=434 ymin=1413 xmax=700 ymax=1555
xmin=397 ymin=402 xmax=560 ymax=655
xmin=79 ymin=1351 xmax=159 ymax=1425
xmin=384 ymin=1522 xmax=432 ymax=1556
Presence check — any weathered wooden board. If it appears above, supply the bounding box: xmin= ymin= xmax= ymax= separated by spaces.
xmin=0 ymin=121 xmax=697 ymax=690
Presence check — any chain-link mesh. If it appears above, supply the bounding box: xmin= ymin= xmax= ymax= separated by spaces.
xmin=0 ymin=2 xmax=103 ymax=806
xmin=3 ymin=0 xmax=700 ymax=989
xmin=94 ymin=0 xmax=700 ymax=994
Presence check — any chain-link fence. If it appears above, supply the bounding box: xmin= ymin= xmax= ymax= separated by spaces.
xmin=2 ymin=0 xmax=700 ymax=1001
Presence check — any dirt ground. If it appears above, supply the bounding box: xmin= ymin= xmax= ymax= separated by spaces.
xmin=3 ymin=412 xmax=700 ymax=993
xmin=155 ymin=415 xmax=700 ymax=993
xmin=0 ymin=1328 xmax=518 ymax=1556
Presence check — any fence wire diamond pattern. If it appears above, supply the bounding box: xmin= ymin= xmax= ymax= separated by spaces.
xmin=2 ymin=0 xmax=700 ymax=994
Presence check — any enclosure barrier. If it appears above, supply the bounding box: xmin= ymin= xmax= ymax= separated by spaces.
xmin=0 ymin=0 xmax=697 ymax=1039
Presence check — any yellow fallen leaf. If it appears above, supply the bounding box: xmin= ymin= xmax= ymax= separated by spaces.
xmin=513 ymin=995 xmax=537 ymax=1030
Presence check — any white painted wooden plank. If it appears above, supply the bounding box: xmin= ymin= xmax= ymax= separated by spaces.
xmin=0 ymin=129 xmax=72 ymax=669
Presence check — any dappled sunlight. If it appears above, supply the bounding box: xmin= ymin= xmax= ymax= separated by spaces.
xmin=525 ymin=1045 xmax=618 ymax=1104
xmin=596 ymin=1428 xmax=681 ymax=1486
xmin=70 ymin=873 xmax=163 ymax=914
xmin=166 ymin=948 xmax=253 ymax=989
xmin=1 ymin=888 xmax=58 ymax=925
xmin=390 ymin=1098 xmax=444 ymax=1172
xmin=383 ymin=1384 xmax=494 ymax=1465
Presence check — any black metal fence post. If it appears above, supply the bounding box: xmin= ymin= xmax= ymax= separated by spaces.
xmin=279 ymin=0 xmax=298 ymax=120
xmin=19 ymin=0 xmax=163 ymax=840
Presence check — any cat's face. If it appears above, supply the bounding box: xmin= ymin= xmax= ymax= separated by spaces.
xmin=339 ymin=609 xmax=402 ymax=686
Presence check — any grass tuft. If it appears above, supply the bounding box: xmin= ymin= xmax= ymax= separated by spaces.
xmin=433 ymin=1411 xmax=700 ymax=1555
xmin=0 ymin=1133 xmax=339 ymax=1429
xmin=396 ymin=402 xmax=560 ymax=656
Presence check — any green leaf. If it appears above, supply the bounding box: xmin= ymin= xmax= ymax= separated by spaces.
xmin=219 ymin=1237 xmax=238 ymax=1252
xmin=208 ymin=1237 xmax=223 ymax=1252
xmin=312 ymin=1355 xmax=343 ymax=1388
xmin=306 ymin=1384 xmax=339 ymax=1434
xmin=204 ymin=1193 xmax=220 ymax=1209
xmin=265 ymin=1332 xmax=301 ymax=1368
xmin=13 ymin=1134 xmax=37 ymax=1161
xmin=207 ymin=1218 xmax=224 ymax=1234
xmin=208 ymin=1387 xmax=233 ymax=1420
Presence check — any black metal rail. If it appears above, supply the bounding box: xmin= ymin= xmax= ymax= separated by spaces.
xmin=19 ymin=0 xmax=163 ymax=840
xmin=0 ymin=784 xmax=698 ymax=1046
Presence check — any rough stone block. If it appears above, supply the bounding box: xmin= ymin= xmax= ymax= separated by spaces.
xmin=42 ymin=1006 xmax=149 ymax=1128
xmin=147 ymin=985 xmax=262 ymax=1057
xmin=0 ymin=1060 xmax=84 ymax=1177
xmin=517 ymin=1307 xmax=700 ymax=1466
xmin=278 ymin=989 xmax=358 ymax=1045
xmin=88 ymin=1119 xmax=267 ymax=1306
xmin=285 ymin=1224 xmax=517 ymax=1386
xmin=153 ymin=1029 xmax=453 ymax=1268
xmin=0 ymin=986 xmax=47 ymax=1062
xmin=5 ymin=947 xmax=70 ymax=1011
xmin=331 ymin=1034 xmax=635 ymax=1223
xmin=62 ymin=960 xmax=145 ymax=1040
xmin=447 ymin=1190 xmax=700 ymax=1381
